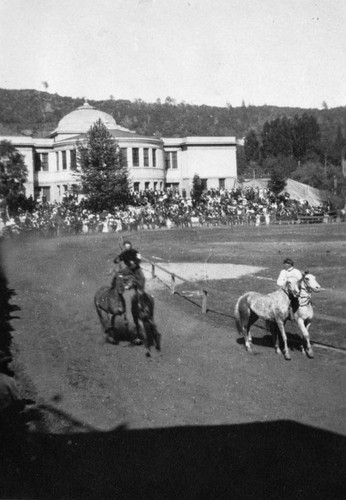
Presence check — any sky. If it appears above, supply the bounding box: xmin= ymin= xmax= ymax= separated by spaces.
xmin=0 ymin=0 xmax=346 ymax=109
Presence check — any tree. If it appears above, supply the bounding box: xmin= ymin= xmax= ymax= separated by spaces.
xmin=260 ymin=117 xmax=293 ymax=159
xmin=291 ymin=113 xmax=321 ymax=162
xmin=76 ymin=119 xmax=130 ymax=211
xmin=244 ymin=129 xmax=260 ymax=162
xmin=0 ymin=140 xmax=28 ymax=217
xmin=267 ymin=162 xmax=287 ymax=196
xmin=191 ymin=174 xmax=204 ymax=205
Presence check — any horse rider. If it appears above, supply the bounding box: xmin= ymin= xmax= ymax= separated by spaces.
xmin=112 ymin=241 xmax=145 ymax=292
xmin=277 ymin=257 xmax=302 ymax=319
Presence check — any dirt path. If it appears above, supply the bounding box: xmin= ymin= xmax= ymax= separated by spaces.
xmin=10 ymin=269 xmax=346 ymax=436
xmin=2 ymin=232 xmax=346 ymax=498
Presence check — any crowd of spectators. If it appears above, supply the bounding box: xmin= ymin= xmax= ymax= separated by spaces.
xmin=0 ymin=186 xmax=340 ymax=239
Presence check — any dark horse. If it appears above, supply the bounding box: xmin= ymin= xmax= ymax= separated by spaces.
xmin=131 ymin=288 xmax=161 ymax=357
xmin=94 ymin=274 xmax=134 ymax=345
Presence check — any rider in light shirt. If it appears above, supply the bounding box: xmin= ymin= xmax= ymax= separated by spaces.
xmin=277 ymin=258 xmax=302 ymax=319
xmin=277 ymin=258 xmax=302 ymax=287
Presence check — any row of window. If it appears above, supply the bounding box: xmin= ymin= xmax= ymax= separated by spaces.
xmin=128 ymin=148 xmax=157 ymax=168
xmin=34 ymin=177 xmax=227 ymax=202
xmin=133 ymin=181 xmax=164 ymax=192
xmin=35 ymin=148 xmax=161 ymax=171
xmin=35 ymin=151 xmax=77 ymax=172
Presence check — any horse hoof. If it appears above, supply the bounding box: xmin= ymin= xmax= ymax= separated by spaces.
xmin=132 ymin=338 xmax=143 ymax=346
xmin=284 ymin=352 xmax=291 ymax=361
xmin=306 ymin=349 xmax=314 ymax=359
xmin=275 ymin=348 xmax=281 ymax=355
xmin=145 ymin=352 xmax=151 ymax=358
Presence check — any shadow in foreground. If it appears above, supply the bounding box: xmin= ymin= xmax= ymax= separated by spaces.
xmin=1 ymin=420 xmax=345 ymax=499
xmin=0 ymin=243 xmax=20 ymax=354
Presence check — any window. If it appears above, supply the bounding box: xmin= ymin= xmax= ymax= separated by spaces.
xmin=172 ymin=151 xmax=178 ymax=169
xmin=34 ymin=153 xmax=41 ymax=172
xmin=165 ymin=152 xmax=170 ymax=169
xmin=62 ymin=151 xmax=67 ymax=170
xmin=120 ymin=148 xmax=127 ymax=167
xmin=41 ymin=153 xmax=49 ymax=171
xmin=35 ymin=153 xmax=49 ymax=171
xmin=152 ymin=149 xmax=156 ymax=167
xmin=219 ymin=178 xmax=225 ymax=189
xmin=132 ymin=148 xmax=139 ymax=167
xmin=133 ymin=182 xmax=140 ymax=192
xmin=42 ymin=186 xmax=51 ymax=202
xmin=154 ymin=181 xmax=158 ymax=190
xmin=56 ymin=152 xmax=59 ymax=171
xmin=145 ymin=181 xmax=150 ymax=190
xmin=70 ymin=150 xmax=77 ymax=170
xmin=144 ymin=148 xmax=149 ymax=167
xmin=165 ymin=151 xmax=178 ymax=169
xmin=166 ymin=182 xmax=179 ymax=191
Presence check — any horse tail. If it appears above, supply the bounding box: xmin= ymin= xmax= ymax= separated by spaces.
xmin=234 ymin=295 xmax=244 ymax=335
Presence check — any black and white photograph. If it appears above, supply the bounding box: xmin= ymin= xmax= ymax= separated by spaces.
xmin=0 ymin=0 xmax=345 ymax=498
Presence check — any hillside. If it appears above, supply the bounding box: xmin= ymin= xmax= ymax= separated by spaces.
xmin=1 ymin=88 xmax=346 ymax=144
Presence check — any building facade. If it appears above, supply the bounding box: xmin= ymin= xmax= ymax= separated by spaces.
xmin=1 ymin=102 xmax=237 ymax=202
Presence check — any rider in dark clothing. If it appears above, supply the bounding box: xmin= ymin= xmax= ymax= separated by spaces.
xmin=112 ymin=241 xmax=145 ymax=292
xmin=116 ymin=249 xmax=145 ymax=292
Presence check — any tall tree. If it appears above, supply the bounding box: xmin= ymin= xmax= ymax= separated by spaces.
xmin=267 ymin=161 xmax=288 ymax=196
xmin=191 ymin=174 xmax=204 ymax=205
xmin=291 ymin=113 xmax=321 ymax=162
xmin=244 ymin=129 xmax=260 ymax=162
xmin=0 ymin=140 xmax=28 ymax=217
xmin=260 ymin=117 xmax=293 ymax=159
xmin=76 ymin=119 xmax=130 ymax=211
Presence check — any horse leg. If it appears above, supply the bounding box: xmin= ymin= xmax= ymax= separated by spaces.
xmin=297 ymin=317 xmax=314 ymax=358
xmin=96 ymin=306 xmax=114 ymax=344
xmin=131 ymin=302 xmax=143 ymax=346
xmin=140 ymin=320 xmax=151 ymax=357
xmin=245 ymin=311 xmax=258 ymax=353
xmin=276 ymin=320 xmax=291 ymax=360
xmin=150 ymin=320 xmax=161 ymax=352
xmin=269 ymin=321 xmax=281 ymax=355
xmin=119 ymin=294 xmax=129 ymax=332
xmin=111 ymin=314 xmax=120 ymax=345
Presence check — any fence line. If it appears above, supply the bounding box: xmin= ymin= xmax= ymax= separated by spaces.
xmin=144 ymin=258 xmax=209 ymax=313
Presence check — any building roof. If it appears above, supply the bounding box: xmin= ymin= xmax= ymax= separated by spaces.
xmin=49 ymin=101 xmax=131 ymax=137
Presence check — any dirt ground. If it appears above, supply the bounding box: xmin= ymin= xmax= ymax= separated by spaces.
xmin=1 ymin=225 xmax=345 ymax=499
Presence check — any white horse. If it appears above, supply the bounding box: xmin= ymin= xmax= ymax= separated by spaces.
xmin=234 ymin=277 xmax=301 ymax=360
xmin=287 ymin=271 xmax=320 ymax=358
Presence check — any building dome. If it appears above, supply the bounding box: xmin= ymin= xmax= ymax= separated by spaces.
xmin=52 ymin=101 xmax=119 ymax=135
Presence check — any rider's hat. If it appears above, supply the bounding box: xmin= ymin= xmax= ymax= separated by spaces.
xmin=283 ymin=258 xmax=294 ymax=266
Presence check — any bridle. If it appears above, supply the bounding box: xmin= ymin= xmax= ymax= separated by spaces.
xmin=298 ymin=275 xmax=313 ymax=307
xmin=302 ymin=273 xmax=319 ymax=294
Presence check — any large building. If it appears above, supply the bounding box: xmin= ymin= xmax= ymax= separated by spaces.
xmin=1 ymin=101 xmax=237 ymax=202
